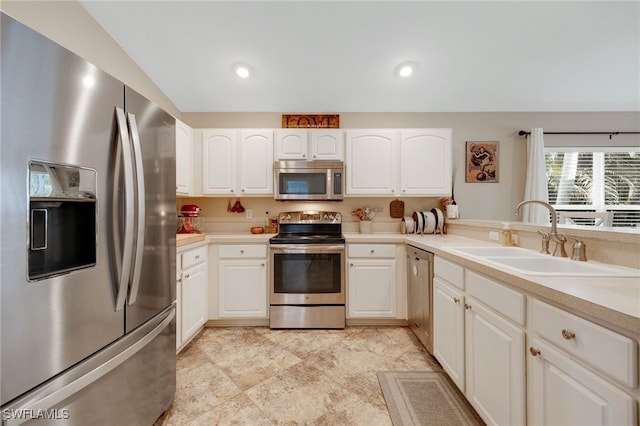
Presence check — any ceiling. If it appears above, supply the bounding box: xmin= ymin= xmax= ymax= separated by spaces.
xmin=80 ymin=1 xmax=640 ymax=113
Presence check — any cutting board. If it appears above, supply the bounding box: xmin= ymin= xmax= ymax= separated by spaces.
xmin=389 ymin=199 xmax=405 ymax=218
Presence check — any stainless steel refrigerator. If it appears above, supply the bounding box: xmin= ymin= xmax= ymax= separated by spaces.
xmin=1 ymin=13 xmax=176 ymax=425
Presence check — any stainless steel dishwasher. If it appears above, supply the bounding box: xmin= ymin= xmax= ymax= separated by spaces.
xmin=407 ymin=245 xmax=434 ymax=353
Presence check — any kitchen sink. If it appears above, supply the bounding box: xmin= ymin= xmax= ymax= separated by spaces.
xmin=484 ymin=256 xmax=639 ymax=277
xmin=448 ymin=246 xmax=535 ymax=257
xmin=447 ymin=246 xmax=640 ymax=277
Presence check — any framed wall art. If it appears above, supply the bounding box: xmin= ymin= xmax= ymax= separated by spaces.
xmin=465 ymin=141 xmax=499 ymax=183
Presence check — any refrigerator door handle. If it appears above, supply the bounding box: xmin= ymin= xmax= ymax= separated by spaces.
xmin=126 ymin=112 xmax=146 ymax=305
xmin=114 ymin=107 xmax=135 ymax=312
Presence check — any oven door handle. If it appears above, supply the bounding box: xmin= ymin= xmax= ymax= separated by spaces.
xmin=270 ymin=245 xmax=345 ymax=253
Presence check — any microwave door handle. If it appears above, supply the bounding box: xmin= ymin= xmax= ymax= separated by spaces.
xmin=114 ymin=107 xmax=135 ymax=311
xmin=126 ymin=112 xmax=145 ymax=306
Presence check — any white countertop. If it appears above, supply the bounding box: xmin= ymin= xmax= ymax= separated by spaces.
xmin=180 ymin=231 xmax=639 ymax=335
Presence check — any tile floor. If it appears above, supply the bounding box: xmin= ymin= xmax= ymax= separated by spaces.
xmin=155 ymin=326 xmax=443 ymax=425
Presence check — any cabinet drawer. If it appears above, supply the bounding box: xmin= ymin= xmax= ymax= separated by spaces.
xmin=181 ymin=246 xmax=207 ymax=269
xmin=348 ymin=244 xmax=396 ymax=258
xmin=219 ymin=244 xmax=267 ymax=259
xmin=434 ymin=257 xmax=464 ymax=289
xmin=466 ymin=270 xmax=524 ymax=325
xmin=531 ymin=299 xmax=637 ymax=388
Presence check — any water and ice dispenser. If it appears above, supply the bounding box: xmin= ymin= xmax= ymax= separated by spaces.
xmin=28 ymin=161 xmax=97 ymax=280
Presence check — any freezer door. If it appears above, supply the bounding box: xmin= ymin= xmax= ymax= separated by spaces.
xmin=0 ymin=307 xmax=176 ymax=426
xmin=1 ymin=14 xmax=125 ymax=405
xmin=123 ymin=87 xmax=176 ymax=333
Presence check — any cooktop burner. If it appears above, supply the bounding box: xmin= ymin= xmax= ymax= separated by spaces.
xmin=269 ymin=211 xmax=344 ymax=245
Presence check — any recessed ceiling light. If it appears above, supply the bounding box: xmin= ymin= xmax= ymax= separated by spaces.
xmin=394 ymin=61 xmax=418 ymax=78
xmin=232 ymin=63 xmax=254 ymax=79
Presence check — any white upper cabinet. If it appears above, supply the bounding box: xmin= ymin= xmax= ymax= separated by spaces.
xmin=276 ymin=129 xmax=344 ymax=160
xmin=345 ymin=130 xmax=398 ymax=195
xmin=345 ymin=128 xmax=452 ymax=196
xmin=310 ymin=129 xmax=343 ymax=160
xmin=275 ymin=129 xmax=308 ymax=159
xmin=239 ymin=130 xmax=274 ymax=195
xmin=175 ymin=119 xmax=194 ymax=195
xmin=202 ymin=129 xmax=237 ymax=195
xmin=201 ymin=129 xmax=273 ymax=195
xmin=400 ymin=128 xmax=452 ymax=196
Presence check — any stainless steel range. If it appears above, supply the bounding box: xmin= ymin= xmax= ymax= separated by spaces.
xmin=269 ymin=211 xmax=345 ymax=329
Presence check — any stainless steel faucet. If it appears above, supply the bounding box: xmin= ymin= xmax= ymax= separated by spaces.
xmin=514 ymin=200 xmax=568 ymax=257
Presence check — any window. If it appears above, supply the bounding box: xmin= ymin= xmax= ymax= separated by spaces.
xmin=545 ymin=147 xmax=640 ymax=227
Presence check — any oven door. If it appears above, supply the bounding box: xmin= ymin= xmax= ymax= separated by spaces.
xmin=270 ymin=244 xmax=345 ymax=305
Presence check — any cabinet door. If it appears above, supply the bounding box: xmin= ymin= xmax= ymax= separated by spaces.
xmin=400 ymin=129 xmax=452 ymax=196
xmin=202 ymin=129 xmax=237 ymax=194
xmin=433 ymin=277 xmax=465 ymax=390
xmin=347 ymin=258 xmax=397 ymax=318
xmin=528 ymin=337 xmax=636 ymax=426
xmin=310 ymin=129 xmax=343 ymax=160
xmin=218 ymin=259 xmax=267 ymax=318
xmin=239 ymin=130 xmax=273 ymax=195
xmin=275 ymin=129 xmax=308 ymax=160
xmin=465 ymin=297 xmax=525 ymax=426
xmin=345 ymin=130 xmax=398 ymax=195
xmin=176 ymin=255 xmax=182 ymax=351
xmin=175 ymin=119 xmax=193 ymax=195
xmin=181 ymin=262 xmax=208 ymax=342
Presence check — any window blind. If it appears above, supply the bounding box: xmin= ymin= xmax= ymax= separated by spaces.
xmin=545 ymin=147 xmax=640 ymax=227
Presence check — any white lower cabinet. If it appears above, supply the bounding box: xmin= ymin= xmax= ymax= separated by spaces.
xmin=527 ymin=298 xmax=637 ymax=425
xmin=465 ymin=296 xmax=525 ymax=425
xmin=433 ymin=257 xmax=525 ymax=426
xmin=347 ymin=244 xmax=398 ymax=318
xmin=175 ymin=254 xmax=182 ymax=352
xmin=528 ymin=337 xmax=636 ymax=426
xmin=434 ymin=255 xmax=638 ymax=426
xmin=177 ymin=244 xmax=208 ymax=352
xmin=433 ymin=277 xmax=465 ymax=389
xmin=216 ymin=244 xmax=268 ymax=318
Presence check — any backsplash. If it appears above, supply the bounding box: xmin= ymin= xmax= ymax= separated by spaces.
xmin=177 ymin=197 xmax=639 ymax=269
xmin=177 ymin=196 xmax=445 ymax=233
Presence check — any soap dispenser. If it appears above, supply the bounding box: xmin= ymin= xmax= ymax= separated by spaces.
xmin=501 ymin=223 xmax=513 ymax=247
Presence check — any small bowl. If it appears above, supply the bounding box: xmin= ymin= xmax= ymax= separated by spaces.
xmin=250 ymin=227 xmax=265 ymax=234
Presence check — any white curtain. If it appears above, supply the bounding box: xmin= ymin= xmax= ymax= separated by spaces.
xmin=522 ymin=128 xmax=550 ymax=224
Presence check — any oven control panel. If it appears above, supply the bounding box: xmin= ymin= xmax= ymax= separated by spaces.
xmin=278 ymin=211 xmax=342 ymax=224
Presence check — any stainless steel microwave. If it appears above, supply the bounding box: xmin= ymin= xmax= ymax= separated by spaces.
xmin=274 ymin=160 xmax=344 ymax=201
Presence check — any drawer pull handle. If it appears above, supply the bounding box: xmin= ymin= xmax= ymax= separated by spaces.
xmin=529 ymin=347 xmax=541 ymax=357
xmin=370 ymin=250 xmax=375 ymax=254
xmin=240 ymin=250 xmax=244 ymax=254
xmin=561 ymin=329 xmax=576 ymax=340
xmin=453 ymin=297 xmax=460 ymax=304
xmin=464 ymin=303 xmax=471 ymax=310
xmin=195 ymin=255 xmax=200 ymax=260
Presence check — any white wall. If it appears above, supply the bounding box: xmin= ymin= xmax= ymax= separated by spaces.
xmin=182 ymin=111 xmax=640 ymax=222
xmin=3 ymin=2 xmax=637 ymax=222
xmin=1 ymin=1 xmax=181 ymax=117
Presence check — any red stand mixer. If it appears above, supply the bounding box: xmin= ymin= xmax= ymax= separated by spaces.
xmin=178 ymin=204 xmax=202 ymax=234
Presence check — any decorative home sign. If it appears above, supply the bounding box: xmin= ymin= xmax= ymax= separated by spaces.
xmin=465 ymin=141 xmax=499 ymax=183
xmin=282 ymin=114 xmax=340 ymax=128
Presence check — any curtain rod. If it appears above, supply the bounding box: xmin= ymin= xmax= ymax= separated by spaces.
xmin=518 ymin=130 xmax=640 ymax=139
